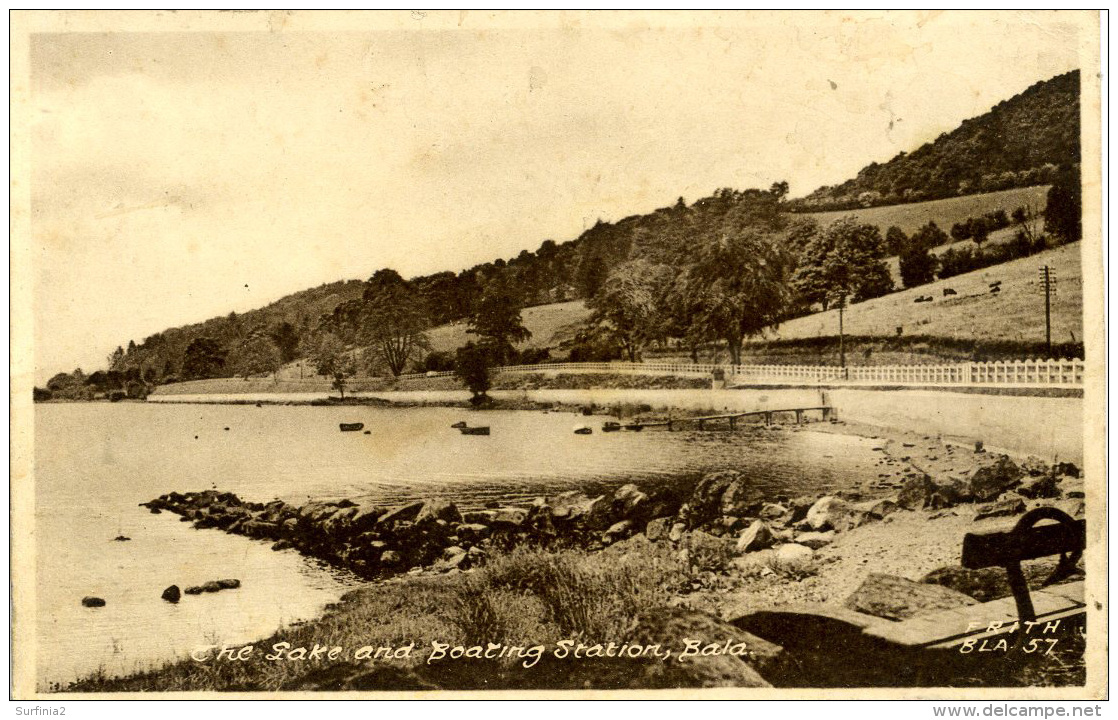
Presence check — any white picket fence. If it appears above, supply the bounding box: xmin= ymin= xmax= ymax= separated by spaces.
xmin=395 ymin=359 xmax=1084 ymax=388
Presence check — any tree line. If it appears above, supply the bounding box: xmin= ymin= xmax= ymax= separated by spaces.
xmin=37 ymin=160 xmax=1082 ymax=401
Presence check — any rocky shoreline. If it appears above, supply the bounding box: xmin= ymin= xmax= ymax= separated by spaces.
xmin=141 ymin=430 xmax=1084 ymax=587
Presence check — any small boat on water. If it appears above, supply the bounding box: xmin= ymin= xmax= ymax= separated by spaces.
xmin=573 ymin=425 xmax=593 ymax=435
xmin=623 ymin=423 xmax=645 ymax=432
xmin=339 ymin=423 xmax=365 ymax=432
xmin=451 ymin=421 xmax=468 ymax=429
xmin=601 ymin=421 xmax=622 ymax=432
xmin=459 ymin=426 xmax=490 ymax=436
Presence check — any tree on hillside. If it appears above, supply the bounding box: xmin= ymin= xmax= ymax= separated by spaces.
xmin=181 ymin=337 xmax=226 ymax=380
xmin=791 ymin=217 xmax=893 ymax=370
xmin=885 ymin=226 xmax=909 ymax=256
xmin=911 ymin=221 xmax=949 ymax=250
xmin=107 ymin=346 xmax=126 ymax=372
xmin=575 ymin=254 xmax=609 ymax=298
xmin=784 ymin=217 xmax=821 ymax=256
xmin=310 ymin=333 xmax=356 ymax=399
xmin=898 ymin=238 xmax=939 ymax=289
xmin=680 ymin=230 xmax=791 ymax=366
xmin=587 ymin=260 xmax=674 ymax=362
xmin=358 ymin=269 xmax=431 ymax=376
xmin=269 ymin=321 xmax=301 ymax=363
xmin=228 ymin=332 xmax=283 ymax=379
xmin=1045 ymin=168 xmax=1082 ymax=243
xmin=467 ymin=280 xmax=531 ymax=365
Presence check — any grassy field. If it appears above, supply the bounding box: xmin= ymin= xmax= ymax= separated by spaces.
xmin=802 ymin=186 xmax=1050 ymax=237
xmin=425 ymin=299 xmax=591 ymax=354
xmin=770 ymin=242 xmax=1083 ymax=350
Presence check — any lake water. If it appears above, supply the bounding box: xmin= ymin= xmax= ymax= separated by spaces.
xmin=33 ymin=402 xmax=879 ymax=689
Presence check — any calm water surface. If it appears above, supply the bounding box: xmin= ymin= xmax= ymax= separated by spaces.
xmin=35 ymin=403 xmax=878 ymax=689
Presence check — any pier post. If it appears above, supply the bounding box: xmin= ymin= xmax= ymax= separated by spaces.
xmin=795 ymin=409 xmax=803 ymax=425
xmin=729 ymin=416 xmax=736 ymax=430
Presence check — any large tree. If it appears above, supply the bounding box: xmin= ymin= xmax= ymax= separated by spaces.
xmin=310 ymin=333 xmax=356 ymax=399
xmin=680 ymin=230 xmax=791 ymax=366
xmin=467 ymin=279 xmax=531 ymax=365
xmin=1045 ymin=167 xmax=1082 ymax=243
xmin=358 ymin=269 xmax=430 ymax=376
xmin=228 ymin=332 xmax=283 ymax=379
xmin=181 ymin=337 xmax=226 ymax=380
xmin=791 ymin=217 xmax=893 ymax=369
xmin=454 ymin=342 xmax=494 ymax=405
xmin=269 ymin=321 xmax=301 ymax=363
xmin=587 ymin=260 xmax=673 ymax=362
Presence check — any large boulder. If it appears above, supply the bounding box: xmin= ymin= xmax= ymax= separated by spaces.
xmin=490 ymin=507 xmax=529 ymax=529
xmin=321 ymin=506 xmax=359 ymax=536
xmin=852 ymin=498 xmax=898 ymax=522
xmin=805 ymin=496 xmax=857 ymax=531
xmin=735 ymin=520 xmax=775 ymax=554
xmin=241 ymin=520 xmax=279 ymax=540
xmin=786 ymin=496 xmax=817 ymax=524
xmin=549 ymin=491 xmax=612 ymax=529
xmin=376 ymin=501 xmax=425 ymax=528
xmin=300 ymin=500 xmax=343 ymax=525
xmin=1017 ymin=474 xmax=1059 ymax=499
xmin=415 ymin=499 xmax=462 ymax=526
xmin=349 ymin=504 xmax=385 ymax=534
xmin=720 ymin=478 xmax=766 ymax=518
xmin=844 ymin=573 xmax=977 ymax=621
xmin=645 ymin=517 xmax=673 ymax=542
xmin=455 ymin=523 xmax=491 ymax=544
xmin=612 ymin=484 xmax=650 ymax=520
xmin=682 ymin=471 xmax=763 ymax=528
xmin=774 ymin=543 xmax=814 ymax=566
xmin=758 ymin=503 xmax=789 ymax=522
xmin=897 ymin=474 xmax=937 ymax=510
xmin=602 ymin=520 xmax=634 ymax=544
xmin=965 ymin=455 xmax=1024 ymax=502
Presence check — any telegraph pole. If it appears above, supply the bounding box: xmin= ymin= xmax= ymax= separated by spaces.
xmin=1038 ymin=265 xmax=1056 ymax=356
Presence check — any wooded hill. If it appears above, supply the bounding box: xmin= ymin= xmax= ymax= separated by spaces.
xmin=49 ymin=70 xmax=1081 ymax=396
xmin=787 ymin=70 xmax=1080 ymax=212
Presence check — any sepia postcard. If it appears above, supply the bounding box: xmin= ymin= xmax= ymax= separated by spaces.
xmin=9 ymin=10 xmax=1106 ymax=700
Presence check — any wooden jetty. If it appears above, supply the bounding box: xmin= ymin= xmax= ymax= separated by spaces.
xmin=629 ymin=406 xmax=832 ymax=431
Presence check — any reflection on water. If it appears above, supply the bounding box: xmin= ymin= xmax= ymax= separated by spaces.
xmin=34 ymin=403 xmax=878 ymax=688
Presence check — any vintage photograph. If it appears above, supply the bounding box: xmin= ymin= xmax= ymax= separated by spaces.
xmin=10 ymin=10 xmax=1104 ymax=698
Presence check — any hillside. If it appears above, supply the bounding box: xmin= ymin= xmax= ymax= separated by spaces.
xmin=770 ymin=242 xmax=1082 ymax=347
xmin=804 ymin=186 xmax=1049 ymax=237
xmin=789 ymin=70 xmax=1079 ymax=212
xmin=88 ymin=70 xmax=1078 ymax=387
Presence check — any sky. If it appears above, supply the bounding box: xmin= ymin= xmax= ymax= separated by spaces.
xmin=24 ymin=11 xmax=1085 ymax=382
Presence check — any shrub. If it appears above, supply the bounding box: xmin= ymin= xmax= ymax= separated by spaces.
xmin=421 ymin=351 xmax=456 ymax=372
xmin=684 ymin=532 xmax=735 ymax=574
